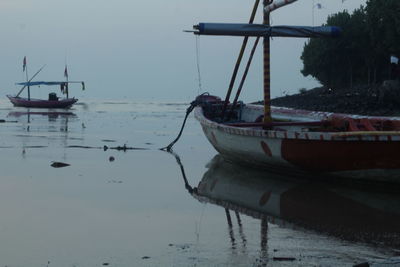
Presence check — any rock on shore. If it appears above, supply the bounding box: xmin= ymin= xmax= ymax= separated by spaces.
xmin=269 ymin=81 xmax=400 ymax=116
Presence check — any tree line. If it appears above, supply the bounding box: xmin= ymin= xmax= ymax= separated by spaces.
xmin=301 ymin=0 xmax=400 ymax=89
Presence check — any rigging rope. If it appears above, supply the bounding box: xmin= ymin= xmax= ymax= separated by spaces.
xmin=195 ymin=35 xmax=203 ymax=95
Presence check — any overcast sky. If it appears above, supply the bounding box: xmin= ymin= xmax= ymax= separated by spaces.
xmin=0 ymin=0 xmax=367 ymax=102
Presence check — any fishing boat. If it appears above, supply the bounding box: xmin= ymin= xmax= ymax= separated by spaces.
xmin=189 ymin=0 xmax=400 ymax=183
xmin=7 ymin=81 xmax=84 ymax=109
xmin=7 ymin=59 xmax=85 ymax=109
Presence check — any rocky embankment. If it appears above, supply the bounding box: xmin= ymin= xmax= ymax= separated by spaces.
xmin=269 ymin=81 xmax=400 ymax=116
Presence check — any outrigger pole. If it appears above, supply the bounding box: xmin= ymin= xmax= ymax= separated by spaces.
xmin=227 ymin=36 xmax=261 ymax=121
xmin=220 ymin=0 xmax=260 ymax=121
xmin=16 ymin=65 xmax=46 ymax=97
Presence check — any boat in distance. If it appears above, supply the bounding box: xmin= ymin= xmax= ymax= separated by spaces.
xmin=9 ymin=59 xmax=85 ymax=109
xmin=8 ymin=81 xmax=85 ymax=109
xmin=7 ymin=94 xmax=78 ymax=109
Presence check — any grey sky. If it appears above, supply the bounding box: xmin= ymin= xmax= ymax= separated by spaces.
xmin=0 ymin=0 xmax=366 ymax=102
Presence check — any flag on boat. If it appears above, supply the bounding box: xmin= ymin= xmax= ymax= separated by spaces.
xmin=194 ymin=23 xmax=342 ymax=38
xmin=23 ymin=56 xmax=27 ymax=72
xmin=64 ymin=65 xmax=68 ymax=78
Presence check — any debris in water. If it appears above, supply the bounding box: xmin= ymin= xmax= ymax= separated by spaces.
xmin=353 ymin=262 xmax=370 ymax=267
xmin=109 ymin=156 xmax=115 ymax=162
xmin=109 ymin=144 xmax=147 ymax=151
xmin=68 ymin=145 xmax=100 ymax=149
xmin=273 ymin=257 xmax=296 ymax=262
xmin=51 ymin=162 xmax=70 ymax=168
xmin=142 ymin=256 xmax=150 ymax=260
xmin=108 ymin=180 xmax=123 ymax=184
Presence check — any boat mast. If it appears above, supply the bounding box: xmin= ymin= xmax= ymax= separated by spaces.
xmin=263 ymin=0 xmax=273 ymax=124
xmin=25 ymin=61 xmax=30 ymax=100
xmin=64 ymin=65 xmax=69 ymax=98
xmin=263 ymin=0 xmax=299 ymax=124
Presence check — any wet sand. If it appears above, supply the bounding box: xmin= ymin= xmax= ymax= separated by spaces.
xmin=0 ymin=99 xmax=399 ymax=266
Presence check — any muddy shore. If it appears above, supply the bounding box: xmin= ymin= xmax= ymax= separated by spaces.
xmin=268 ymin=81 xmax=400 ymax=116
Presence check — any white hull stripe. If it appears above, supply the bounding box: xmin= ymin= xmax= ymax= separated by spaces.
xmin=195 ymin=107 xmax=400 ymax=142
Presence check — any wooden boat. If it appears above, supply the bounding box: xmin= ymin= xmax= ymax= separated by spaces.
xmin=8 ymin=81 xmax=84 ymax=109
xmin=7 ymin=95 xmax=78 ymax=109
xmin=195 ymin=97 xmax=400 ymax=183
xmin=8 ymin=61 xmax=85 ymax=109
xmin=190 ymin=0 xmax=400 ymax=183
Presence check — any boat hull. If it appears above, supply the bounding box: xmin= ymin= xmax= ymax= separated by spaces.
xmin=195 ymin=105 xmax=400 ymax=183
xmin=7 ymin=95 xmax=78 ymax=109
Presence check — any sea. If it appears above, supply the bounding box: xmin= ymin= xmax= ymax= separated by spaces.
xmin=0 ymin=98 xmax=399 ymax=267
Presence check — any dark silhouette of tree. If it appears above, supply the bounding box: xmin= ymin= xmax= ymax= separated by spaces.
xmin=301 ymin=0 xmax=400 ymax=89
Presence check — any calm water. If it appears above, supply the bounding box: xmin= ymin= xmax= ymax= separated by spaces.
xmin=0 ymin=99 xmax=399 ymax=266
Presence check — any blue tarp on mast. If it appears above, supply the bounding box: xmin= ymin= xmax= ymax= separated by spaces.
xmin=16 ymin=81 xmax=83 ymax=86
xmin=194 ymin=23 xmax=341 ymax=38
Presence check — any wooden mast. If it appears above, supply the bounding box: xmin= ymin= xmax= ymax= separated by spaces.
xmin=64 ymin=65 xmax=69 ymax=99
xmin=263 ymin=0 xmax=273 ymax=124
xmin=25 ymin=62 xmax=30 ymax=100
xmin=263 ymin=0 xmax=298 ymax=124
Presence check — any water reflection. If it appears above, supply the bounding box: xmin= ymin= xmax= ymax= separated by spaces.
xmin=7 ymin=111 xmax=76 ymax=119
xmin=176 ymin=154 xmax=400 ymax=254
xmin=7 ymin=110 xmax=77 ymax=133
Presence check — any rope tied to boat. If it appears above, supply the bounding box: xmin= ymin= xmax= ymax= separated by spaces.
xmin=160 ymin=95 xmax=203 ymax=151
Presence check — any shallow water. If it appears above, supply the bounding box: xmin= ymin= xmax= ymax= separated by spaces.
xmin=0 ymin=99 xmax=399 ymax=267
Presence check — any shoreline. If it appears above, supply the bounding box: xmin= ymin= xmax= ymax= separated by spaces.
xmin=267 ymin=82 xmax=400 ymax=116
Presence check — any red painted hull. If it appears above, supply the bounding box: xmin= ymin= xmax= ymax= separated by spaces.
xmin=7 ymin=95 xmax=78 ymax=109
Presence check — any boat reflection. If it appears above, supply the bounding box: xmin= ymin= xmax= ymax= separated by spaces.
xmin=8 ymin=110 xmax=76 ymax=120
xmin=180 ymin=154 xmax=400 ymax=251
xmin=7 ymin=110 xmax=77 ymax=132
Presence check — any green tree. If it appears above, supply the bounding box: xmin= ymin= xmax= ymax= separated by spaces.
xmin=366 ymin=0 xmax=400 ymax=82
xmin=301 ymin=0 xmax=400 ymax=89
xmin=301 ymin=10 xmax=358 ymax=89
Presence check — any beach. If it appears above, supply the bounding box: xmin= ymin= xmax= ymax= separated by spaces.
xmin=0 ymin=99 xmax=398 ymax=266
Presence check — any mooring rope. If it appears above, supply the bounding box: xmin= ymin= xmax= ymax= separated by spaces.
xmin=160 ymin=93 xmax=211 ymax=151
xmin=160 ymin=100 xmax=198 ymax=151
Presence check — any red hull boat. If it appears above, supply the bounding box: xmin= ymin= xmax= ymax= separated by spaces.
xmin=7 ymin=95 xmax=78 ymax=109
